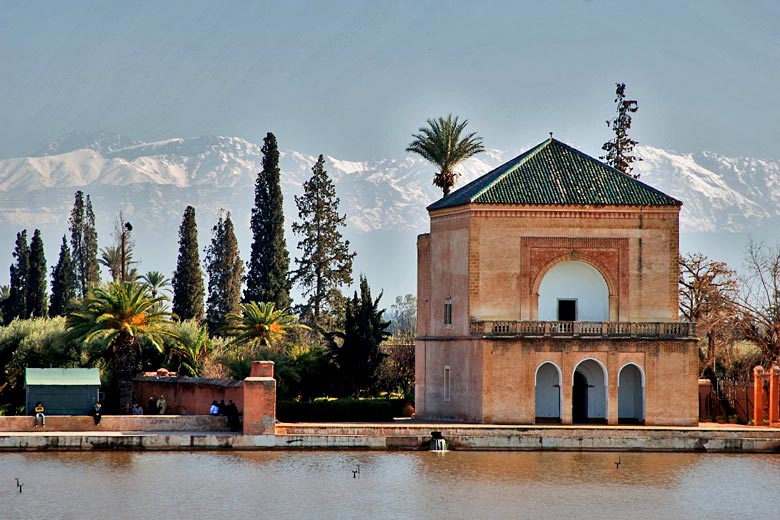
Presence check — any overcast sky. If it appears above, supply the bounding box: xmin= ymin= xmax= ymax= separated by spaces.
xmin=1 ymin=1 xmax=778 ymax=160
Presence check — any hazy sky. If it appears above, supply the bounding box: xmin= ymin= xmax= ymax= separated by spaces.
xmin=1 ymin=1 xmax=779 ymax=160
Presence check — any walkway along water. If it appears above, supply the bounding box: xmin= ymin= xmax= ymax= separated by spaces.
xmin=3 ymin=361 xmax=780 ymax=452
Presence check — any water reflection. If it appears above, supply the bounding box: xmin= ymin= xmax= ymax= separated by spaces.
xmin=2 ymin=451 xmax=779 ymax=519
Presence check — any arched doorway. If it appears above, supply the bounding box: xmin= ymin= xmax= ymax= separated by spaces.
xmin=538 ymin=261 xmax=609 ymax=321
xmin=572 ymin=359 xmax=607 ymax=424
xmin=618 ymin=364 xmax=645 ymax=424
xmin=535 ymin=362 xmax=561 ymax=423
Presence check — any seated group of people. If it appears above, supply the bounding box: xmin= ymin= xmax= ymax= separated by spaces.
xmin=31 ymin=397 xmax=241 ymax=431
xmin=32 ymin=401 xmax=103 ymax=426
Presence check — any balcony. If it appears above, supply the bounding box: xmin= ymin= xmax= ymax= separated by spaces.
xmin=469 ymin=320 xmax=697 ymax=339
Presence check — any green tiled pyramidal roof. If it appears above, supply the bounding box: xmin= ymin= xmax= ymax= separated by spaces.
xmin=427 ymin=138 xmax=681 ymax=211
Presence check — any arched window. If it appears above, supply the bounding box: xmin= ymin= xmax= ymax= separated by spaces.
xmin=538 ymin=261 xmax=609 ymax=321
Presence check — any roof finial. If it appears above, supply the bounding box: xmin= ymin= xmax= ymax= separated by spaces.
xmin=549 ymin=132 xmax=553 ymax=141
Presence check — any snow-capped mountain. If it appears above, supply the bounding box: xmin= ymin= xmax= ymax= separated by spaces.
xmin=0 ymin=133 xmax=776 ymax=298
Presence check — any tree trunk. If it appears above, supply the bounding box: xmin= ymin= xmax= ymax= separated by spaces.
xmin=113 ymin=332 xmax=138 ymax=413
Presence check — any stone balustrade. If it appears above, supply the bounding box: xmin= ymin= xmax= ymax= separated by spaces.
xmin=469 ymin=320 xmax=697 ymax=339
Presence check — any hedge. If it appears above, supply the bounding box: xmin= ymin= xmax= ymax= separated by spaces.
xmin=278 ymin=398 xmax=406 ymax=422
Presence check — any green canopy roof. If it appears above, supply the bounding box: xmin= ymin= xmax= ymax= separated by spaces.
xmin=25 ymin=368 xmax=101 ymax=387
xmin=427 ymin=137 xmax=681 ymax=211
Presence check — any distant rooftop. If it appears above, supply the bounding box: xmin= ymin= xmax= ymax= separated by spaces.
xmin=25 ymin=368 xmax=101 ymax=386
xmin=427 ymin=137 xmax=681 ymax=211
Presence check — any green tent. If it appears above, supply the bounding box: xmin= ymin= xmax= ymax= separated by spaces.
xmin=25 ymin=368 xmax=101 ymax=415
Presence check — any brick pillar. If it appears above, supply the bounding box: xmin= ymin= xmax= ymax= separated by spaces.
xmin=243 ymin=361 xmax=276 ymax=434
xmin=753 ymin=366 xmax=764 ymax=426
xmin=770 ymin=366 xmax=780 ymax=424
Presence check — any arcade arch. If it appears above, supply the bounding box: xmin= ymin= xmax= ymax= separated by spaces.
xmin=618 ymin=363 xmax=645 ymax=424
xmin=534 ymin=362 xmax=562 ymax=423
xmin=572 ymin=359 xmax=607 ymax=423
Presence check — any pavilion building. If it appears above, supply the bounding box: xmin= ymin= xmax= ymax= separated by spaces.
xmin=415 ymin=137 xmax=698 ymax=425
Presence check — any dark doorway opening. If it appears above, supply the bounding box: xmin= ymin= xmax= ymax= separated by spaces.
xmin=558 ymin=299 xmax=576 ymax=321
xmin=572 ymin=371 xmax=589 ymax=423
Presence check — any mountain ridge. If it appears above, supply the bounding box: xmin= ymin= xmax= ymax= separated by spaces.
xmin=0 ymin=133 xmax=776 ymax=298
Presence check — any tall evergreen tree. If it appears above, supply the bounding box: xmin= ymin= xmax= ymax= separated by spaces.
xmin=245 ymin=132 xmax=291 ymax=308
xmin=331 ymin=275 xmax=390 ymax=397
xmin=85 ymin=195 xmax=100 ymax=285
xmin=292 ymin=155 xmax=356 ymax=331
xmin=172 ymin=206 xmax=205 ymax=321
xmin=7 ymin=230 xmax=30 ymax=322
xmin=205 ymin=211 xmax=244 ymax=333
xmin=50 ymin=235 xmax=77 ymax=317
xmin=601 ymin=82 xmax=642 ymax=178
xmin=70 ymin=191 xmax=100 ymax=296
xmin=27 ymin=229 xmax=48 ymax=318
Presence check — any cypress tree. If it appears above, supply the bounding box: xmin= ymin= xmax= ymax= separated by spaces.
xmin=50 ymin=235 xmax=77 ymax=317
xmin=601 ymin=82 xmax=642 ymax=178
xmin=205 ymin=211 xmax=244 ymax=333
xmin=292 ymin=154 xmax=356 ymax=331
xmin=70 ymin=191 xmax=100 ymax=296
xmin=331 ymin=275 xmax=390 ymax=397
xmin=27 ymin=229 xmax=48 ymax=318
xmin=85 ymin=195 xmax=100 ymax=286
xmin=245 ymin=132 xmax=291 ymax=309
xmin=172 ymin=206 xmax=205 ymax=321
xmin=7 ymin=230 xmax=29 ymax=322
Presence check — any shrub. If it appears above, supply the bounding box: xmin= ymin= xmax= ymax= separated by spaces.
xmin=277 ymin=398 xmax=394 ymax=422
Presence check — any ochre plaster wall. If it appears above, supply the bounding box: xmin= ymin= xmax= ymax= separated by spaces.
xmin=457 ymin=205 xmax=681 ymax=322
xmin=418 ymin=337 xmax=697 ymax=425
xmin=414 ymin=338 xmax=483 ymax=421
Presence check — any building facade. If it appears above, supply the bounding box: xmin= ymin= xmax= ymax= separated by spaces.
xmin=415 ymin=138 xmax=698 ymax=425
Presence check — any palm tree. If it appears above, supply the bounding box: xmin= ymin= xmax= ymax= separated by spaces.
xmin=170 ymin=320 xmax=213 ymax=376
xmin=406 ymin=114 xmax=486 ymax=197
xmin=64 ymin=281 xmax=175 ymax=410
xmin=225 ymin=301 xmax=308 ymax=354
xmin=99 ymin=245 xmax=139 ymax=282
xmin=141 ymin=271 xmax=171 ymax=298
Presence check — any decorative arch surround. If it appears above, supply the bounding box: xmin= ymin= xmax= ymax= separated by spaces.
xmin=520 ymin=237 xmax=629 ymax=321
xmin=534 ymin=362 xmax=562 ymax=423
xmin=618 ymin=363 xmax=645 ymax=423
xmin=572 ymin=358 xmax=608 ymax=423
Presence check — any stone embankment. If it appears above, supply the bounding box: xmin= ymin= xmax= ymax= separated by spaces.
xmin=1 ymin=418 xmax=780 ymax=453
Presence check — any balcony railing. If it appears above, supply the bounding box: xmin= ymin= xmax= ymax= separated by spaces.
xmin=469 ymin=320 xmax=697 ymax=339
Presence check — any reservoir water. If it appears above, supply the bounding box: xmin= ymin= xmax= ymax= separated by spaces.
xmin=2 ymin=450 xmax=779 ymax=519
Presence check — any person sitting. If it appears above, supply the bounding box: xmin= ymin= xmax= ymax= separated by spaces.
xmin=34 ymin=402 xmax=45 ymax=427
xmin=92 ymin=402 xmax=102 ymax=425
xmin=209 ymin=400 xmax=219 ymax=415
xmin=132 ymin=402 xmax=144 ymax=415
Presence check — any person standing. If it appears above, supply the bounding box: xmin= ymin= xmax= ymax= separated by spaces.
xmin=147 ymin=396 xmax=156 ymax=414
xmin=92 ymin=402 xmax=102 ymax=425
xmin=34 ymin=402 xmax=46 ymax=427
xmin=225 ymin=400 xmax=239 ymax=431
xmin=156 ymin=394 xmax=167 ymax=414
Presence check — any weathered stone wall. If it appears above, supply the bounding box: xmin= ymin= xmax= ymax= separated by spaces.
xmin=0 ymin=414 xmax=229 ymax=432
xmin=133 ymin=377 xmax=243 ymax=415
